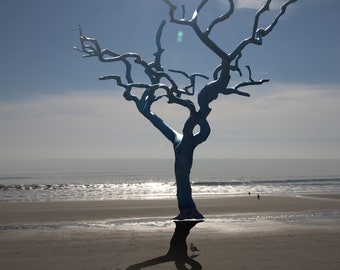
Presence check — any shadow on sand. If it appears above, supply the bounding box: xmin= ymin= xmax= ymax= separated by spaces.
xmin=126 ymin=220 xmax=203 ymax=270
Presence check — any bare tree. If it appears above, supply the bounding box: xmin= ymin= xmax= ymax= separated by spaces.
xmin=75 ymin=0 xmax=298 ymax=220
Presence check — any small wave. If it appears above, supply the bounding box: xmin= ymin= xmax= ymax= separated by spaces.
xmin=0 ymin=184 xmax=71 ymax=191
xmin=1 ymin=178 xmax=340 ymax=202
xmin=0 ymin=176 xmax=34 ymax=181
xmin=192 ymin=178 xmax=340 ymax=187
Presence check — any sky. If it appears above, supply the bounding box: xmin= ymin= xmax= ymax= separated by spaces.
xmin=0 ymin=0 xmax=340 ymax=162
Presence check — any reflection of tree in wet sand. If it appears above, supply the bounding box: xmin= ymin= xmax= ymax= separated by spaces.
xmin=126 ymin=221 xmax=202 ymax=270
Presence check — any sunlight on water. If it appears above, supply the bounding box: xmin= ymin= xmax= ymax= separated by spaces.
xmin=1 ymin=159 xmax=340 ymax=201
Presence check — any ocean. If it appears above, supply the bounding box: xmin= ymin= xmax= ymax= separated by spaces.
xmin=1 ymin=159 xmax=340 ymax=202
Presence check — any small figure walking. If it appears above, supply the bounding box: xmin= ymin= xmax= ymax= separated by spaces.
xmin=257 ymin=194 xmax=260 ymax=200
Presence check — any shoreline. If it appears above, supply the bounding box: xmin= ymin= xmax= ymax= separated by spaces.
xmin=1 ymin=194 xmax=339 ymax=226
xmin=1 ymin=194 xmax=340 ymax=270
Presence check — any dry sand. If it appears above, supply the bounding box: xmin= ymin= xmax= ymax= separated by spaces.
xmin=1 ymin=195 xmax=340 ymax=270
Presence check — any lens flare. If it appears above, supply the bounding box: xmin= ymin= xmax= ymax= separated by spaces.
xmin=177 ymin=31 xmax=183 ymax=42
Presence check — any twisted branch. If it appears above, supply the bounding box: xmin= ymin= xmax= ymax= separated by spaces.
xmin=230 ymin=0 xmax=297 ymax=60
xmin=205 ymin=0 xmax=234 ymax=36
xmin=76 ymin=0 xmax=297 ymax=148
xmin=222 ymin=65 xmax=270 ymax=97
xmin=168 ymin=69 xmax=209 ymax=97
xmin=162 ymin=0 xmax=229 ymax=60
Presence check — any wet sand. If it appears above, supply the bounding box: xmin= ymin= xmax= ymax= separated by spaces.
xmin=1 ymin=195 xmax=340 ymax=270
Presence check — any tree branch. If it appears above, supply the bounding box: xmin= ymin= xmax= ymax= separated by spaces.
xmin=162 ymin=0 xmax=229 ymax=60
xmin=213 ymin=52 xmax=242 ymax=80
xmin=221 ymin=65 xmax=269 ymax=97
xmin=261 ymin=0 xmax=298 ymax=38
xmin=168 ymin=69 xmax=209 ymax=97
xmin=204 ymin=0 xmax=234 ymax=36
xmin=74 ymin=25 xmax=196 ymax=144
xmin=193 ymin=118 xmax=211 ymax=146
xmin=230 ymin=0 xmax=297 ymax=61
xmin=151 ymin=20 xmax=166 ymax=76
xmin=162 ymin=0 xmax=191 ymax=25
xmin=76 ymin=0 xmax=297 ymax=152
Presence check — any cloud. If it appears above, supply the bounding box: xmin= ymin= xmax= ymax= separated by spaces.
xmin=1 ymin=83 xmax=340 ymax=161
xmin=203 ymin=83 xmax=340 ymax=158
xmin=0 ymin=90 xmax=167 ymax=160
xmin=234 ymin=0 xmax=287 ymax=10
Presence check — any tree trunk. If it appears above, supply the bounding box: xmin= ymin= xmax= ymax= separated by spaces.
xmin=173 ymin=138 xmax=203 ymax=220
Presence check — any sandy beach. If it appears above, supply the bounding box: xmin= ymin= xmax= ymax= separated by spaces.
xmin=1 ymin=195 xmax=340 ymax=270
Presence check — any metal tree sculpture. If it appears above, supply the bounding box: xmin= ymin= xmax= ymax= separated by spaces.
xmin=75 ymin=0 xmax=297 ymax=220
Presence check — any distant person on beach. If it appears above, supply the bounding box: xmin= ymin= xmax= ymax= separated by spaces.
xmin=257 ymin=194 xmax=260 ymax=200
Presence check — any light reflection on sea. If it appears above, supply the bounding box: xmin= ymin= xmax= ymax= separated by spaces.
xmin=1 ymin=179 xmax=340 ymax=202
xmin=1 ymin=159 xmax=340 ymax=202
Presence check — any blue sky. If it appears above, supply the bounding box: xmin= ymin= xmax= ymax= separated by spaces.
xmin=0 ymin=0 xmax=339 ymax=161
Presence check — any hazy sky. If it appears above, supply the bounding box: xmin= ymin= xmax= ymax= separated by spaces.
xmin=1 ymin=0 xmax=339 ymax=161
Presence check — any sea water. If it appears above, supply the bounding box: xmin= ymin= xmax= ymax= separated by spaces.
xmin=1 ymin=159 xmax=340 ymax=202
